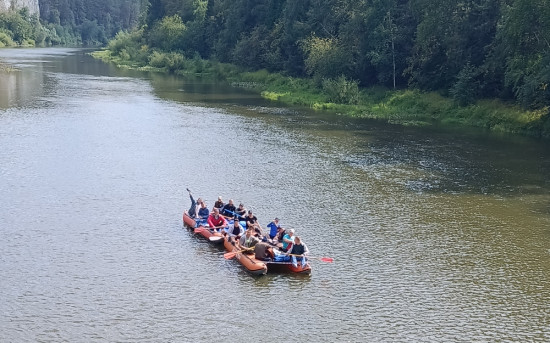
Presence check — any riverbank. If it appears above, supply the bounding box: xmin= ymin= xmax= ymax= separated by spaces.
xmin=92 ymin=49 xmax=550 ymax=139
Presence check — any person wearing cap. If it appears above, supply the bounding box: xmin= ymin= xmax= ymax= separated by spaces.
xmin=267 ymin=217 xmax=282 ymax=240
xmin=213 ymin=196 xmax=224 ymax=210
xmin=281 ymin=229 xmax=295 ymax=252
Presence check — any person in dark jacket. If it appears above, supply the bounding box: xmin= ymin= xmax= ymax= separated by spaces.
xmin=289 ymin=236 xmax=309 ymax=256
xmin=289 ymin=236 xmax=309 ymax=267
xmin=198 ymin=201 xmax=209 ymax=221
xmin=221 ymin=199 xmax=237 ymax=217
xmin=214 ymin=196 xmax=224 ymax=210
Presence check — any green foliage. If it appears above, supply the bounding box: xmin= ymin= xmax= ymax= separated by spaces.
xmin=497 ymin=0 xmax=550 ymax=110
xmin=80 ymin=20 xmax=106 ymax=46
xmin=0 ymin=30 xmax=15 ymax=47
xmin=301 ymin=36 xmax=350 ymax=81
xmin=87 ymin=0 xmax=550 ymax=136
xmin=0 ymin=10 xmax=33 ymax=43
xmin=149 ymin=51 xmax=185 ymax=72
xmin=0 ymin=10 xmax=57 ymax=47
xmin=149 ymin=15 xmax=187 ymax=51
xmin=450 ymin=63 xmax=480 ymax=106
xmin=105 ymin=29 xmax=149 ymax=64
xmin=38 ymin=0 xmax=141 ymax=42
xmin=322 ymin=76 xmax=360 ymax=105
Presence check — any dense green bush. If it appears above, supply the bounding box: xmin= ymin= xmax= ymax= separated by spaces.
xmin=0 ymin=30 xmax=15 ymax=47
xmin=450 ymin=63 xmax=479 ymax=106
xmin=149 ymin=15 xmax=187 ymax=52
xmin=149 ymin=51 xmax=185 ymax=72
xmin=322 ymin=76 xmax=360 ymax=105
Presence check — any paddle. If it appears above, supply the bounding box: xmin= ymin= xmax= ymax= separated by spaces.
xmin=223 ymin=247 xmax=254 ymax=259
xmin=287 ymin=253 xmax=333 ymax=263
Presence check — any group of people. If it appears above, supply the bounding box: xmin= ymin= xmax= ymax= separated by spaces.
xmin=187 ymin=189 xmax=309 ymax=264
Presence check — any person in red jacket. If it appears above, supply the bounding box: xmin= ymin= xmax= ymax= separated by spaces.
xmin=207 ymin=208 xmax=228 ymax=232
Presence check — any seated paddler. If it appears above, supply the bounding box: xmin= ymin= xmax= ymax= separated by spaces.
xmin=207 ymin=208 xmax=228 ymax=232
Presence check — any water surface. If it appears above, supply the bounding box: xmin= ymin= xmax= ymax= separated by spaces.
xmin=1 ymin=48 xmax=549 ymax=342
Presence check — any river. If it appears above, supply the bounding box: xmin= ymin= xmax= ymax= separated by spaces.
xmin=1 ymin=48 xmax=549 ymax=342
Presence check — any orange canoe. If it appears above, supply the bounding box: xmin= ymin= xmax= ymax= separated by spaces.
xmin=223 ymin=235 xmax=267 ymax=275
xmin=183 ymin=211 xmax=224 ymax=244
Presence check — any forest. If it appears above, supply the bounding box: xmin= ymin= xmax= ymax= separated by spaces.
xmin=124 ymin=0 xmax=549 ymax=111
xmin=0 ymin=0 xmax=141 ymax=46
xmin=1 ymin=0 xmax=549 ymax=135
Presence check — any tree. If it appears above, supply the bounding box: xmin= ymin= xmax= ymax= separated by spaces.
xmin=497 ymin=0 xmax=550 ymax=109
xmin=149 ymin=14 xmax=186 ymax=51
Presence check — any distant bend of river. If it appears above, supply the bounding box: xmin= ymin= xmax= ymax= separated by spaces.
xmin=1 ymin=48 xmax=549 ymax=342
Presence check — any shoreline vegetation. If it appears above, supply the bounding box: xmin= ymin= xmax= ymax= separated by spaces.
xmin=92 ymin=49 xmax=549 ymax=139
xmin=2 ymin=1 xmax=549 ymax=139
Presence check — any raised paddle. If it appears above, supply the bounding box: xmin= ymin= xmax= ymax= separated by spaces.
xmin=223 ymin=247 xmax=254 ymax=259
xmin=287 ymin=253 xmax=333 ymax=263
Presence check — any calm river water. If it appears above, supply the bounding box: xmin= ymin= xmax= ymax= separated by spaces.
xmin=1 ymin=48 xmax=549 ymax=342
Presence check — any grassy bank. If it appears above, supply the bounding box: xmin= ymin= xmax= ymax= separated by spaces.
xmin=92 ymin=49 xmax=550 ymax=139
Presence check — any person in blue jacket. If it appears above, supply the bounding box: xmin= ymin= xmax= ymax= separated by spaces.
xmin=267 ymin=217 xmax=282 ymax=240
xmin=197 ymin=201 xmax=210 ymax=223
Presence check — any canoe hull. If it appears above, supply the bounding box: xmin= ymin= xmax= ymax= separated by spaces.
xmin=194 ymin=226 xmax=224 ymax=244
xmin=266 ymin=261 xmax=312 ymax=274
xmin=223 ymin=235 xmax=267 ymax=275
xmin=183 ymin=211 xmax=196 ymax=228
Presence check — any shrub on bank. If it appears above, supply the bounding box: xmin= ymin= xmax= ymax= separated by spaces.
xmin=322 ymin=76 xmax=360 ymax=105
xmin=0 ymin=31 xmax=15 ymax=47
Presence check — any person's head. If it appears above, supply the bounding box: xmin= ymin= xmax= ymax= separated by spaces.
xmin=238 ymin=203 xmax=244 ymax=209
xmin=245 ymin=228 xmax=253 ymax=237
xmin=248 ymin=210 xmax=253 ymax=216
xmin=217 ymin=196 xmax=222 ymax=201
xmin=213 ymin=208 xmax=219 ymax=215
xmin=233 ymin=219 xmax=240 ymax=227
xmin=294 ymin=236 xmax=301 ymax=244
xmin=228 ymin=199 xmax=234 ymax=205
xmin=200 ymin=201 xmax=207 ymax=208
xmin=274 ymin=217 xmax=279 ymax=224
xmin=197 ymin=198 xmax=203 ymax=204
xmin=289 ymin=229 xmax=295 ymax=236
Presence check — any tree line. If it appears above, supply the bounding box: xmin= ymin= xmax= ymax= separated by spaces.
xmin=0 ymin=0 xmax=141 ymax=47
xmin=131 ymin=0 xmax=548 ymax=111
xmin=1 ymin=0 xmax=548 ymax=112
